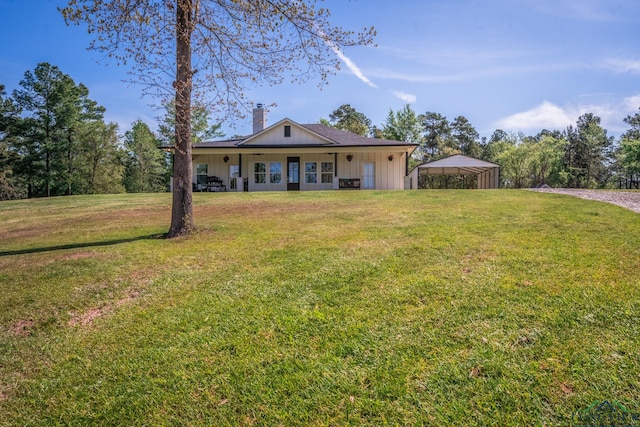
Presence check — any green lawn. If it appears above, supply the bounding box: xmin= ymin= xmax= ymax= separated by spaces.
xmin=1 ymin=190 xmax=639 ymax=426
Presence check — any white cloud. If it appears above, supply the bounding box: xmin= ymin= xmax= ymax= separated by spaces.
xmin=495 ymin=95 xmax=640 ymax=134
xmin=495 ymin=101 xmax=574 ymax=131
xmin=623 ymin=94 xmax=640 ymax=111
xmin=392 ymin=91 xmax=416 ymax=104
xmin=602 ymin=58 xmax=640 ymax=74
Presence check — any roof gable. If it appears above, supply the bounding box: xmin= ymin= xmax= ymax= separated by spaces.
xmin=238 ymin=119 xmax=336 ymax=147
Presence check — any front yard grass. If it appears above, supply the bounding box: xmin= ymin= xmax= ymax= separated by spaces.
xmin=0 ymin=190 xmax=639 ymax=425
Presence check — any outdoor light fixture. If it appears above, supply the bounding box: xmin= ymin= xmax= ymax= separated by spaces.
xmin=388 ymin=155 xmax=394 ymax=161
xmin=223 ymin=155 xmax=229 ymax=163
xmin=346 ymin=154 xmax=353 ymax=162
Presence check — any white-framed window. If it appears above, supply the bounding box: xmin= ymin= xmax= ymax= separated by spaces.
xmin=254 ymin=162 xmax=266 ymax=184
xmin=321 ymin=162 xmax=334 ymax=184
xmin=270 ymin=162 xmax=282 ymax=184
xmin=305 ymin=162 xmax=317 ymax=184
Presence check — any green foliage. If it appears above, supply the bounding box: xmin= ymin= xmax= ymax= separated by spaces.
xmin=622 ymin=108 xmax=640 ymax=141
xmin=8 ymin=63 xmax=122 ymax=197
xmin=415 ymin=112 xmax=480 ymax=163
xmin=0 ymin=85 xmax=24 ymax=199
xmin=1 ymin=191 xmax=639 ymax=425
xmin=565 ymin=114 xmax=614 ymax=188
xmin=420 ymin=111 xmax=451 ymax=161
xmin=124 ymin=119 xmax=169 ymax=193
xmin=620 ymin=138 xmax=640 ymax=176
xmin=450 ymin=115 xmax=481 ymax=158
xmin=529 ymin=134 xmax=568 ymax=186
xmin=324 ymin=104 xmax=372 ymax=137
xmin=484 ymin=132 xmax=568 ymax=188
xmin=12 ymin=62 xmax=70 ymax=197
xmin=0 ymin=140 xmax=23 ymax=200
xmin=495 ymin=137 xmax=534 ymax=189
xmin=157 ymin=99 xmax=224 ymax=145
xmin=76 ymin=121 xmax=125 ymax=194
xmin=382 ymin=104 xmax=422 ymax=143
xmin=618 ymin=109 xmax=640 ymax=188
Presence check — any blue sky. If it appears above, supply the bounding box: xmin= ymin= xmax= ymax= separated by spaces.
xmin=1 ymin=0 xmax=639 ymax=139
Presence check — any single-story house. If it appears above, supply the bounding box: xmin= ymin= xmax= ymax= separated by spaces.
xmin=181 ymin=105 xmax=419 ymax=192
xmin=407 ymin=154 xmax=500 ymax=189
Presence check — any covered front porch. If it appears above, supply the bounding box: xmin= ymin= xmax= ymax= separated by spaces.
xmin=190 ymin=147 xmax=412 ymax=192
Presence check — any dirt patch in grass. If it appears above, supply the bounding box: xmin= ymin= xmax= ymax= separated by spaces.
xmin=116 ymin=289 xmax=141 ymax=307
xmin=60 ymin=251 xmax=96 ymax=261
xmin=68 ymin=307 xmax=107 ymax=327
xmin=9 ymin=319 xmax=35 ymax=337
xmin=68 ymin=288 xmax=142 ymax=327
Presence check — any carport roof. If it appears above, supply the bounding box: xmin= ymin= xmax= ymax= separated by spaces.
xmin=414 ymin=154 xmax=499 ymax=175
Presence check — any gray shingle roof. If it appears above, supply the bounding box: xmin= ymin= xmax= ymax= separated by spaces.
xmin=189 ymin=123 xmax=417 ymax=149
xmin=300 ymin=124 xmax=416 ymax=147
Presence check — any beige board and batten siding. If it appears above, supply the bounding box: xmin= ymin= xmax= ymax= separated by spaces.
xmin=338 ymin=151 xmax=406 ymax=190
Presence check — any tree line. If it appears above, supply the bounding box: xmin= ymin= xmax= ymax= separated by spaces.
xmin=0 ymin=63 xmax=222 ymax=200
xmin=322 ymin=104 xmax=640 ymax=189
xmin=3 ymin=65 xmax=639 ymax=200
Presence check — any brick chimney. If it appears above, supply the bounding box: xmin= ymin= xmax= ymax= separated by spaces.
xmin=253 ymin=103 xmax=266 ymax=134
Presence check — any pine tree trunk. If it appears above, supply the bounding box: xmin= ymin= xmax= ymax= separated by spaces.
xmin=168 ymin=0 xmax=194 ymax=238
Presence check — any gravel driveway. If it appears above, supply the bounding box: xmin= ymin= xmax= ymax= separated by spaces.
xmin=528 ymin=188 xmax=640 ymax=214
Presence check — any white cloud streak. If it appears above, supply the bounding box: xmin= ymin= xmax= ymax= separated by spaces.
xmin=602 ymin=58 xmax=640 ymax=74
xmin=314 ymin=22 xmax=377 ymax=88
xmin=332 ymin=47 xmax=377 ymax=88
xmin=369 ymin=62 xmax=581 ymax=84
xmin=392 ymin=91 xmax=416 ymax=103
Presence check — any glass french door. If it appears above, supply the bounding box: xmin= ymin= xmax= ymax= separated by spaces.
xmin=287 ymin=157 xmax=300 ymax=191
xmin=363 ymin=162 xmax=375 ymax=189
xmin=229 ymin=165 xmax=239 ymax=191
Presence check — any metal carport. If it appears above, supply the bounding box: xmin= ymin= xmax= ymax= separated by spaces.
xmin=407 ymin=154 xmax=500 ymax=189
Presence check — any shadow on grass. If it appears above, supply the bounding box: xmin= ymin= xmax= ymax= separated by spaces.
xmin=0 ymin=233 xmax=167 ymax=257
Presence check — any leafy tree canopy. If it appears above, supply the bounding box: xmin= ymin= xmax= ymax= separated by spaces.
xmin=382 ymin=105 xmax=422 ymax=143
xmin=324 ymin=104 xmax=372 ymax=137
xmin=158 ymin=99 xmax=224 ymax=145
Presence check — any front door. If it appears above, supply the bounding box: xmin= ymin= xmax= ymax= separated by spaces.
xmin=229 ymin=165 xmax=239 ymax=191
xmin=287 ymin=157 xmax=300 ymax=191
xmin=363 ymin=162 xmax=375 ymax=189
